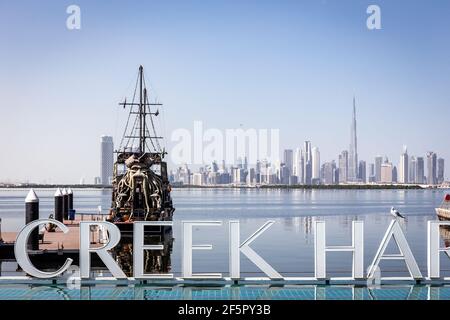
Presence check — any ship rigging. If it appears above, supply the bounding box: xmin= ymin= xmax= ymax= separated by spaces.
xmin=108 ymin=65 xmax=174 ymax=230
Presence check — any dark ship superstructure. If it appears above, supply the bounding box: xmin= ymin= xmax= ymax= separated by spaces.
xmin=108 ymin=65 xmax=174 ymax=232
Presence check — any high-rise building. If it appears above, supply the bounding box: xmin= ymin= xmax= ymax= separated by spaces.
xmin=193 ymin=173 xmax=203 ymax=186
xmin=284 ymin=149 xmax=294 ymax=177
xmin=293 ymin=148 xmax=304 ymax=184
xmin=427 ymin=152 xmax=437 ymax=185
xmin=322 ymin=161 xmax=337 ymax=185
xmin=100 ymin=135 xmax=114 ymax=185
xmin=312 ymin=147 xmax=320 ymax=181
xmin=438 ymin=158 xmax=445 ymax=184
xmin=348 ymin=97 xmax=358 ymax=182
xmin=416 ymin=157 xmax=425 ymax=184
xmin=381 ymin=160 xmax=393 ymax=183
xmin=375 ymin=156 xmax=383 ymax=183
xmin=358 ymin=160 xmax=366 ymax=183
xmin=247 ymin=168 xmax=256 ymax=185
xmin=369 ymin=163 xmax=376 ymax=183
xmin=399 ymin=146 xmax=409 ymax=184
xmin=339 ymin=150 xmax=349 ymax=183
xmin=409 ymin=156 xmax=417 ymax=183
xmin=303 ymin=141 xmax=312 ymax=185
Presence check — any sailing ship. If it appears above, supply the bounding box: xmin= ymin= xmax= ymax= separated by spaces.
xmin=107 ymin=65 xmax=175 ymax=233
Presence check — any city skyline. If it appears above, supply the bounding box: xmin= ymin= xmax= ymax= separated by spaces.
xmin=1 ymin=98 xmax=448 ymax=185
xmin=2 ymin=1 xmax=450 ymax=183
xmin=169 ymin=101 xmax=446 ymax=186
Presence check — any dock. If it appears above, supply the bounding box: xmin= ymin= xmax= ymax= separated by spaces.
xmin=1 ymin=215 xmax=106 ymax=254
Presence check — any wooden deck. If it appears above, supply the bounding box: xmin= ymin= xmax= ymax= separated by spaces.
xmin=1 ymin=215 xmax=106 ymax=250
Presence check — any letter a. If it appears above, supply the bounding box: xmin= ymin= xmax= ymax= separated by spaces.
xmin=66 ymin=5 xmax=81 ymax=30
xmin=368 ymin=220 xmax=422 ymax=279
xmin=366 ymin=5 xmax=381 ymax=30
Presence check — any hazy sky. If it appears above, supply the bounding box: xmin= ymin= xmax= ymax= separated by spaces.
xmin=1 ymin=0 xmax=450 ymax=183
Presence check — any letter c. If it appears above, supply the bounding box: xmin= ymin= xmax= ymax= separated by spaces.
xmin=15 ymin=219 xmax=73 ymax=278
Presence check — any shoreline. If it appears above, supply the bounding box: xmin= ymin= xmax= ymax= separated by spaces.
xmin=0 ymin=184 xmax=441 ymax=190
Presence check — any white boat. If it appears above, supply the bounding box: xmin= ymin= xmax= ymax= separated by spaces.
xmin=436 ymin=194 xmax=450 ymax=220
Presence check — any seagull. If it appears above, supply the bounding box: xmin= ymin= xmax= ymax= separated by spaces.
xmin=390 ymin=207 xmax=406 ymax=219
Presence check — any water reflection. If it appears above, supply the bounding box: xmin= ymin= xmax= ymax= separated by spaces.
xmin=1 ymin=284 xmax=450 ymax=300
xmin=112 ymin=226 xmax=173 ymax=277
xmin=439 ymin=225 xmax=450 ymax=259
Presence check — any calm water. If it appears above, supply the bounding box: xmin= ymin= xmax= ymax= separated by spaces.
xmin=1 ymin=188 xmax=449 ymax=279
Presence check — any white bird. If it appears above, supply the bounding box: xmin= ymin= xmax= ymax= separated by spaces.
xmin=390 ymin=207 xmax=406 ymax=219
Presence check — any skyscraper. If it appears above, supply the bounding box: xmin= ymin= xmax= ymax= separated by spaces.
xmin=283 ymin=149 xmax=294 ymax=177
xmin=427 ymin=152 xmax=437 ymax=185
xmin=369 ymin=163 xmax=375 ymax=183
xmin=375 ymin=156 xmax=383 ymax=182
xmin=438 ymin=158 xmax=445 ymax=184
xmin=100 ymin=135 xmax=114 ymax=185
xmin=409 ymin=156 xmax=417 ymax=183
xmin=399 ymin=145 xmax=409 ymax=184
xmin=293 ymin=148 xmax=303 ymax=183
xmin=322 ymin=161 xmax=336 ymax=185
xmin=339 ymin=150 xmax=349 ymax=183
xmin=416 ymin=157 xmax=425 ymax=184
xmin=358 ymin=160 xmax=367 ymax=183
xmin=348 ymin=97 xmax=358 ymax=182
xmin=381 ymin=160 xmax=393 ymax=183
xmin=303 ymin=141 xmax=312 ymax=185
xmin=312 ymin=147 xmax=320 ymax=182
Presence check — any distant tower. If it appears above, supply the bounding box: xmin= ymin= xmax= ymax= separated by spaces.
xmin=303 ymin=141 xmax=312 ymax=185
xmin=293 ymin=148 xmax=304 ymax=184
xmin=409 ymin=156 xmax=417 ymax=183
xmin=339 ymin=150 xmax=349 ymax=183
xmin=375 ymin=156 xmax=383 ymax=183
xmin=348 ymin=97 xmax=358 ymax=182
xmin=438 ymin=158 xmax=445 ymax=184
xmin=284 ymin=149 xmax=294 ymax=177
xmin=100 ymin=135 xmax=114 ymax=185
xmin=416 ymin=157 xmax=425 ymax=184
xmin=399 ymin=145 xmax=409 ymax=184
xmin=427 ymin=152 xmax=437 ymax=185
xmin=312 ymin=147 xmax=320 ymax=181
xmin=358 ymin=160 xmax=367 ymax=183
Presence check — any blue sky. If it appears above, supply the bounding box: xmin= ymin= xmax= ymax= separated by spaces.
xmin=0 ymin=0 xmax=449 ymax=183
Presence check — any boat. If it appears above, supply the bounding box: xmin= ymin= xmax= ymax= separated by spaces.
xmin=435 ymin=194 xmax=450 ymax=220
xmin=107 ymin=65 xmax=175 ymax=234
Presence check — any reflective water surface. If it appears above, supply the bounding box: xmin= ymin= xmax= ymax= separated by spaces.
xmin=0 ymin=284 xmax=448 ymax=300
xmin=1 ymin=188 xmax=450 ymax=299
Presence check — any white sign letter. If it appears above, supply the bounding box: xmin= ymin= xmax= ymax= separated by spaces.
xmin=314 ymin=221 xmax=364 ymax=279
xmin=133 ymin=221 xmax=174 ymax=279
xmin=229 ymin=220 xmax=282 ymax=279
xmin=368 ymin=220 xmax=422 ymax=279
xmin=15 ymin=219 xmax=73 ymax=278
xmin=427 ymin=221 xmax=450 ymax=279
xmin=80 ymin=221 xmax=126 ymax=279
xmin=182 ymin=221 xmax=222 ymax=279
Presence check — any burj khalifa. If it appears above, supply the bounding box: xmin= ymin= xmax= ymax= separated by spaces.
xmin=348 ymin=97 xmax=358 ymax=182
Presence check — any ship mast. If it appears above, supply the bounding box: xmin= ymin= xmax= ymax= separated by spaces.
xmin=139 ymin=65 xmax=145 ymax=153
xmin=118 ymin=65 xmax=164 ymax=156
